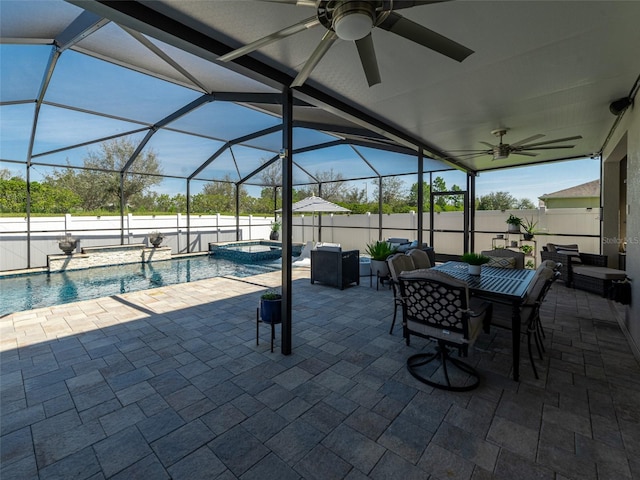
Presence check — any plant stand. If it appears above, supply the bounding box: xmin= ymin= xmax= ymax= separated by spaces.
xmin=256 ymin=301 xmax=282 ymax=353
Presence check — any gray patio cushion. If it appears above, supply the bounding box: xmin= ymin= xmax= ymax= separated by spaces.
xmin=572 ymin=265 xmax=627 ymax=280
xmin=407 ymin=248 xmax=431 ymax=269
xmin=387 ymin=253 xmax=415 ymax=281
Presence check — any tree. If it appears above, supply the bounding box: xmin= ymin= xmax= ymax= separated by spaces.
xmin=315 ymin=169 xmax=349 ymax=202
xmin=516 ymin=197 xmax=536 ymax=209
xmin=476 ymin=191 xmax=517 ymax=210
xmin=258 ymin=159 xmax=282 ymax=213
xmin=191 ymin=176 xmax=249 ymax=214
xmin=0 ymin=177 xmax=81 ymax=213
xmin=372 ymin=176 xmax=405 ymax=206
xmin=407 ymin=181 xmax=431 ymax=210
xmin=46 ymin=137 xmax=163 ymax=211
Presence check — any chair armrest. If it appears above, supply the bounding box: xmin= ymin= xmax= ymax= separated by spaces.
xmin=540 ymin=251 xmax=573 ymax=283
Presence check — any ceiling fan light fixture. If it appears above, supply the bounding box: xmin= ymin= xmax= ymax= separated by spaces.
xmin=333 ymin=2 xmax=375 ymax=41
xmin=493 ymin=145 xmax=510 ymax=160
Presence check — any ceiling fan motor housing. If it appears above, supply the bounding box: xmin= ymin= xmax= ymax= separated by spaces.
xmin=321 ymin=1 xmax=377 ymax=40
xmin=493 ymin=144 xmax=510 ymax=160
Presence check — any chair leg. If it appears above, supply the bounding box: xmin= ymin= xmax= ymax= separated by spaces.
xmin=389 ymin=303 xmax=398 ymax=334
xmin=534 ymin=324 xmax=545 ymax=357
xmin=271 ymin=322 xmax=275 ymax=353
xmin=527 ymin=331 xmax=540 ymax=380
xmin=407 ymin=345 xmax=480 ymax=391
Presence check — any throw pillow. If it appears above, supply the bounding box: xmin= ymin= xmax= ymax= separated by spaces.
xmin=486 ymin=256 xmax=516 ymax=269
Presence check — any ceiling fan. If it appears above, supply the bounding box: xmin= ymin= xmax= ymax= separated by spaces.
xmin=450 ymin=129 xmax=583 ymax=161
xmin=217 ymin=0 xmax=474 ymax=88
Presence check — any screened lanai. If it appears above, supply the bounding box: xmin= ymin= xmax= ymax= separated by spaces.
xmin=1 ymin=0 xmax=458 ymax=274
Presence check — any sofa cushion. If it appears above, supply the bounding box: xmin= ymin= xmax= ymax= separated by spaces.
xmin=546 ymin=243 xmax=579 ymax=253
xmin=486 ymin=256 xmax=516 ymax=269
xmin=572 ymin=266 xmax=627 ymax=280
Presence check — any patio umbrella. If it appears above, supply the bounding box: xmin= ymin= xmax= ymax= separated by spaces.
xmin=277 ymin=196 xmax=350 ymax=241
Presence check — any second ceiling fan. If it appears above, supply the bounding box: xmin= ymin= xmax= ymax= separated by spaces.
xmin=450 ymin=129 xmax=583 ymax=161
xmin=218 ymin=0 xmax=474 ymax=87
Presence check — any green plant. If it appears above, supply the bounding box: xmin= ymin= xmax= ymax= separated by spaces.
xmin=525 ymin=260 xmax=535 ymax=270
xmin=506 ymin=214 xmax=522 ymax=226
xmin=149 ymin=230 xmax=164 ymax=240
xmin=270 ymin=220 xmax=281 ymax=232
xmin=260 ymin=289 xmax=282 ymax=300
xmin=365 ymin=240 xmax=397 ymax=261
xmin=461 ymin=252 xmax=491 ymax=265
xmin=520 ymin=244 xmax=534 ymax=255
xmin=521 ymin=217 xmax=538 ymax=234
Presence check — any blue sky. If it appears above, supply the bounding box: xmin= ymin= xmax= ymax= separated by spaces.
xmin=1 ymin=43 xmax=599 ymax=204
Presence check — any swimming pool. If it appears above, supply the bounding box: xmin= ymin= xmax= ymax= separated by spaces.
xmin=0 ymin=256 xmax=280 ymax=317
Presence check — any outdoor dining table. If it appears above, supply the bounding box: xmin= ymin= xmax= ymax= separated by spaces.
xmin=432 ymin=261 xmax=537 ymax=381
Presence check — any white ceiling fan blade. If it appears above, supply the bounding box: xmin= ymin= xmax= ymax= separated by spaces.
xmin=510 ymin=134 xmax=545 ymax=147
xmin=218 ymin=16 xmax=319 ymax=62
xmin=291 ymin=31 xmax=337 ymax=88
xmin=355 ymin=34 xmax=381 ymax=87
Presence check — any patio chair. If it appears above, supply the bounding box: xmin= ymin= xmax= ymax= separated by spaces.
xmin=481 ymin=249 xmax=525 ymax=269
xmin=541 ymin=244 xmax=626 ymax=295
xmin=397 ymin=269 xmax=493 ymax=391
xmin=386 ymin=253 xmax=418 ymax=334
xmin=407 ymin=248 xmax=432 ymax=269
xmin=491 ymin=267 xmax=559 ymax=379
xmin=292 ymin=241 xmax=314 ymax=265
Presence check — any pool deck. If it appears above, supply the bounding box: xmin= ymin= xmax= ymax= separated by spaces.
xmin=1 ymin=267 xmax=639 ymax=479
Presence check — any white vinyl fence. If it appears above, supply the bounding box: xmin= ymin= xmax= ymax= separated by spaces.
xmin=1 ymin=208 xmax=600 ymax=271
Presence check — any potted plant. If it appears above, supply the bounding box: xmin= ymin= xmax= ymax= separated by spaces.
xmin=260 ymin=289 xmax=282 ymax=324
xmin=365 ymin=241 xmax=397 ymax=278
xmin=521 ymin=217 xmax=538 ymax=240
xmin=148 ymin=231 xmax=165 ymax=247
xmin=520 ymin=244 xmax=534 ymax=256
xmin=269 ymin=220 xmax=281 ymax=241
xmin=506 ymin=214 xmax=522 ymax=233
xmin=461 ymin=252 xmax=490 ymax=275
xmin=58 ymin=234 xmax=77 ymax=255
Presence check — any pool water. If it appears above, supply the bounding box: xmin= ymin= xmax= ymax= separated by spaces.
xmin=0 ymin=256 xmax=280 ymax=317
xmin=227 ymin=245 xmax=278 ymax=253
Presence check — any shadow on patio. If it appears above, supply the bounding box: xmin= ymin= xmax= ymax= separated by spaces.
xmin=1 ymin=269 xmax=639 ymax=479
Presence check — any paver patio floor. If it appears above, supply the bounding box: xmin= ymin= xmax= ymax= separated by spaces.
xmin=1 ymin=267 xmax=639 ymax=479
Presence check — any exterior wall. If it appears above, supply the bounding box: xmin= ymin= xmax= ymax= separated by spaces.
xmin=544 ymin=197 xmax=600 ymax=209
xmin=602 ymin=100 xmax=639 ymax=357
